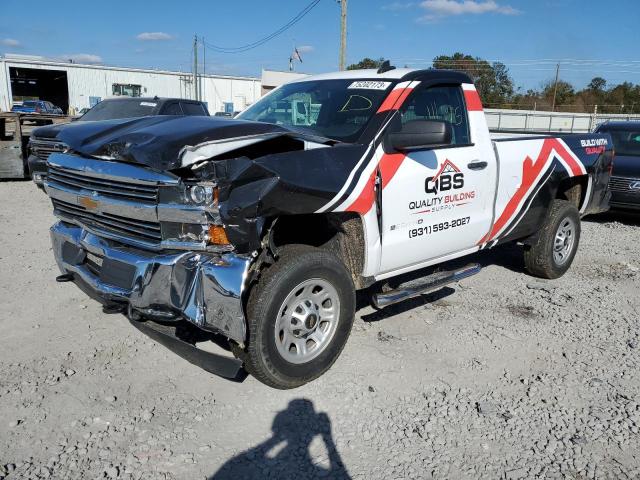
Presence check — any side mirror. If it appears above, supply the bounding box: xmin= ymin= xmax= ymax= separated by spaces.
xmin=388 ymin=120 xmax=452 ymax=151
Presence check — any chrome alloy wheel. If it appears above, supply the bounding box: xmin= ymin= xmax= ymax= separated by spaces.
xmin=553 ymin=217 xmax=576 ymax=266
xmin=274 ymin=278 xmax=340 ymax=364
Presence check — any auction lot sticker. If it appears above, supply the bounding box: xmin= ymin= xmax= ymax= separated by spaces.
xmin=348 ymin=81 xmax=391 ymax=90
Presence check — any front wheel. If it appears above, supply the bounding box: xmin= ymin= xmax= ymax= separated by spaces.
xmin=243 ymin=244 xmax=355 ymax=389
xmin=524 ymin=200 xmax=581 ymax=279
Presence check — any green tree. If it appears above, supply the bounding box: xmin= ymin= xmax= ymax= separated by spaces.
xmin=588 ymin=77 xmax=607 ymax=93
xmin=606 ymin=81 xmax=640 ymax=113
xmin=433 ymin=53 xmax=514 ymax=106
xmin=346 ymin=57 xmax=386 ymax=70
xmin=543 ymin=79 xmax=575 ymax=109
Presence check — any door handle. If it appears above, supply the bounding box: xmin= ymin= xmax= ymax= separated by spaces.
xmin=467 ymin=161 xmax=488 ymax=170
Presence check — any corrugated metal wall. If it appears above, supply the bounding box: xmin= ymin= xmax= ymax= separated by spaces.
xmin=0 ymin=59 xmax=261 ymax=114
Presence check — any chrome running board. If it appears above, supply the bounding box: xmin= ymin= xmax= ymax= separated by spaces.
xmin=372 ymin=263 xmax=481 ymax=309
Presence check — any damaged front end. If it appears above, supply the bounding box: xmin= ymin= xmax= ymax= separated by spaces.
xmin=51 ymin=222 xmax=250 ymax=341
xmin=43 ymin=115 xmax=368 ymax=379
xmin=46 ymin=151 xmax=251 ymax=347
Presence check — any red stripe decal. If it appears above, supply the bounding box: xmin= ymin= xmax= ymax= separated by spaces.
xmin=464 ymin=89 xmax=483 ymax=111
xmin=550 ymin=139 xmax=584 ymax=176
xmin=379 ymin=153 xmax=406 ymax=189
xmin=478 ymin=138 xmax=582 ymax=245
xmin=345 ymin=170 xmax=377 ymax=214
xmin=346 ymin=153 xmax=406 ymax=214
xmin=479 ymin=138 xmax=586 ymax=245
xmin=480 ymin=154 xmax=543 ymax=244
xmin=377 ymin=87 xmax=413 ymax=113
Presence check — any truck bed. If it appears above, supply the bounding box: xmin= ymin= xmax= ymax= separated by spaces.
xmin=0 ymin=112 xmax=72 ymax=179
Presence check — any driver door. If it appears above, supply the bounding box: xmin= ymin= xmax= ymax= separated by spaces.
xmin=379 ymin=84 xmax=495 ymax=274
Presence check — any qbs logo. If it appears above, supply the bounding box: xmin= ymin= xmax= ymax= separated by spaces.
xmin=425 ymin=159 xmax=464 ymax=194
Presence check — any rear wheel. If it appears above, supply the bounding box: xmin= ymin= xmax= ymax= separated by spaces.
xmin=524 ymin=200 xmax=581 ymax=279
xmin=243 ymin=245 xmax=355 ymax=389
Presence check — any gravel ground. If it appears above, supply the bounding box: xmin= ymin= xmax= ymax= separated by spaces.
xmin=1 ymin=180 xmax=639 ymax=480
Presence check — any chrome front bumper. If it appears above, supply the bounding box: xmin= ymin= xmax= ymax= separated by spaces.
xmin=51 ymin=221 xmax=251 ymax=343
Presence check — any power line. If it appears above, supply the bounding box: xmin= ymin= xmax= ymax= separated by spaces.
xmin=400 ymin=58 xmax=640 ymax=66
xmin=203 ymin=0 xmax=322 ymax=54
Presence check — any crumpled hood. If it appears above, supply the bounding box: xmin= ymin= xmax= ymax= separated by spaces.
xmin=33 ymin=116 xmax=296 ymax=170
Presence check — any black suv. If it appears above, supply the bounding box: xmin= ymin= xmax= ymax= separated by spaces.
xmin=596 ymin=121 xmax=640 ymax=210
xmin=28 ymin=97 xmax=210 ymax=185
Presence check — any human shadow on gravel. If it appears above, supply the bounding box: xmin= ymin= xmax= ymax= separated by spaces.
xmin=209 ymin=399 xmax=351 ymax=480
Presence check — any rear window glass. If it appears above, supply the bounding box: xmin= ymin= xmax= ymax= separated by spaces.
xmin=23 ymin=101 xmax=38 ymax=107
xmin=181 ymin=103 xmax=207 ymax=116
xmin=162 ymin=103 xmax=183 ymax=115
xmin=604 ymin=129 xmax=640 ymax=156
xmin=79 ymin=100 xmax=157 ymax=121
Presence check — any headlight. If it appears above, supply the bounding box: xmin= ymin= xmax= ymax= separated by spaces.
xmin=157 ymin=181 xmax=230 ymax=249
xmin=187 ymin=184 xmax=217 ymax=206
xmin=189 ymin=185 xmax=215 ymax=205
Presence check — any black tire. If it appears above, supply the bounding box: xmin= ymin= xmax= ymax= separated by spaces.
xmin=524 ymin=200 xmax=581 ymax=279
xmin=243 ymin=244 xmax=355 ymax=389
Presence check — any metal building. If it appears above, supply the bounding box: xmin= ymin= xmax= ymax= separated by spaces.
xmin=0 ymin=54 xmax=261 ymax=115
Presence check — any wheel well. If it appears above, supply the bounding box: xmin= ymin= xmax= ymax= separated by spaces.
xmin=556 ymin=176 xmax=587 ymax=209
xmin=268 ymin=213 xmax=367 ymax=288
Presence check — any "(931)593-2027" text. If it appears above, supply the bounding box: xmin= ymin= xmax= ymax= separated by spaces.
xmin=409 ymin=217 xmax=471 ymax=238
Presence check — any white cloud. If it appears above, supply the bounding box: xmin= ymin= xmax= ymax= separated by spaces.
xmin=297 ymin=45 xmax=314 ymax=53
xmin=136 ymin=32 xmax=174 ymax=41
xmin=60 ymin=53 xmax=103 ymax=64
xmin=1 ymin=38 xmax=22 ymax=48
xmin=420 ymin=0 xmax=520 ymax=21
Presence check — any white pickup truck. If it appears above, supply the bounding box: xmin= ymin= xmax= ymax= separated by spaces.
xmin=41 ymin=66 xmax=613 ymax=388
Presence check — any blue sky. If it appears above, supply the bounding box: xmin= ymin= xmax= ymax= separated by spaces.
xmin=1 ymin=0 xmax=639 ymax=91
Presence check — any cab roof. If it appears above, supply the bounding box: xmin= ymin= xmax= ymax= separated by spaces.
xmin=292 ymin=68 xmax=473 ymax=85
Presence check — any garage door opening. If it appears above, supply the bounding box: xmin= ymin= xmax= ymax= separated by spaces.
xmin=10 ymin=67 xmax=69 ymax=113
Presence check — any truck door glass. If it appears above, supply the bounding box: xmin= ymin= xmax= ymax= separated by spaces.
xmin=182 ymin=102 xmax=208 ymax=116
xmin=162 ymin=102 xmax=183 ymax=115
xmin=400 ymin=86 xmax=470 ymax=145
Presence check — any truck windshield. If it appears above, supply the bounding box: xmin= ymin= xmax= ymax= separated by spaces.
xmin=79 ymin=99 xmax=157 ymax=121
xmin=237 ymin=79 xmax=393 ymax=142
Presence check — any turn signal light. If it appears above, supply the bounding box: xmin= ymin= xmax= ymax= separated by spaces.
xmin=208 ymin=225 xmax=230 ymax=245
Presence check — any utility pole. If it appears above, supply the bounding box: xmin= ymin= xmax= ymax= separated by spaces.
xmin=193 ymin=35 xmax=199 ymax=101
xmin=551 ymin=63 xmax=560 ymax=112
xmin=202 ymin=37 xmax=206 ymax=103
xmin=338 ymin=0 xmax=348 ymax=70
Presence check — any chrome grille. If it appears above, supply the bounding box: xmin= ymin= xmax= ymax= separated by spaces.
xmin=48 ymin=166 xmax=158 ymax=203
xmin=52 ymin=198 xmax=162 ymax=244
xmin=30 ymin=138 xmax=68 ymax=162
xmin=608 ymin=176 xmax=640 ymax=195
